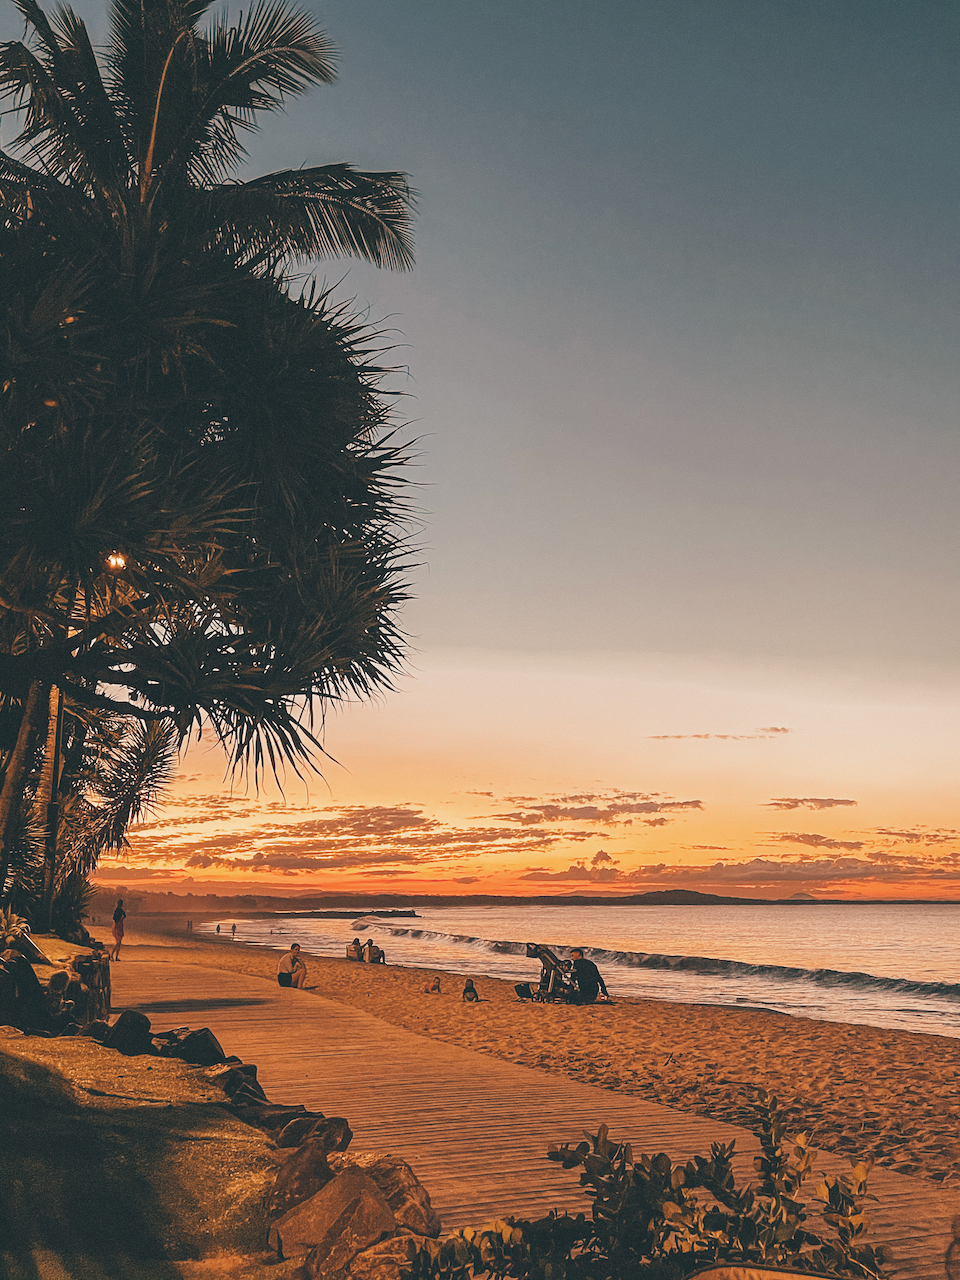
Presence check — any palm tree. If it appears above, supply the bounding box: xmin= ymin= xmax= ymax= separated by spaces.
xmin=0 ymin=0 xmax=415 ymax=272
xmin=0 ymin=0 xmax=418 ymax=887
xmin=2 ymin=703 xmax=180 ymax=932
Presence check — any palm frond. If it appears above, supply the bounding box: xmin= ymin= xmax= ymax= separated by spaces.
xmin=203 ymin=165 xmax=415 ymax=269
xmin=92 ymin=717 xmax=179 ymax=845
xmin=139 ymin=0 xmax=336 ymax=193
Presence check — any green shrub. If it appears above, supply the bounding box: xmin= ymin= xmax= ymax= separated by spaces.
xmin=404 ymin=1092 xmax=890 ymax=1280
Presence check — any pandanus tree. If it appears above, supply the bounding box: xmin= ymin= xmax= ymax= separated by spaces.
xmin=0 ymin=0 xmax=416 ymax=916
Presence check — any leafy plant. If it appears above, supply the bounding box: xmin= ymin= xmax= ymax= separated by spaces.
xmin=404 ymin=1093 xmax=890 ymax=1280
xmin=0 ymin=905 xmax=29 ymax=949
xmin=49 ymin=870 xmax=97 ymax=943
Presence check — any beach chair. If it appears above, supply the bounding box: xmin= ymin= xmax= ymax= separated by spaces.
xmin=345 ymin=943 xmax=363 ymax=961
xmin=515 ymin=942 xmax=574 ymax=1003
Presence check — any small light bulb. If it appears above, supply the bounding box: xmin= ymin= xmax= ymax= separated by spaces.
xmin=106 ymin=552 xmax=126 ymax=571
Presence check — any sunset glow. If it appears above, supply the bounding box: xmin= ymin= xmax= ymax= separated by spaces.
xmin=108 ymin=648 xmax=960 ymax=900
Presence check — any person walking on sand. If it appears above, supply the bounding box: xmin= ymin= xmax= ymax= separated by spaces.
xmin=231 ymin=923 xmax=236 ymax=939
xmin=110 ymin=899 xmax=126 ymax=961
xmin=569 ymin=948 xmax=609 ymax=1004
xmin=277 ymin=943 xmax=307 ymax=988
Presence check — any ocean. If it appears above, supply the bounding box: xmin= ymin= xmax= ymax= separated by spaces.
xmin=197 ymin=902 xmax=960 ymax=1039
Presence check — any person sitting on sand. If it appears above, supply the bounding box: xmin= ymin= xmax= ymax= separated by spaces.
xmin=277 ymin=943 xmax=307 ymax=989
xmin=569 ymin=948 xmax=609 ymax=1004
xmin=363 ymin=938 xmax=385 ymax=964
xmin=110 ymin=899 xmax=126 ymax=961
xmin=462 ymin=979 xmax=480 ymax=1003
xmin=346 ymin=937 xmax=363 ymax=961
xmin=422 ymin=976 xmax=442 ymax=994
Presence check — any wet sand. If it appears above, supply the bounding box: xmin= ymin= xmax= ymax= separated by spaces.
xmin=94 ymin=914 xmax=960 ymax=1186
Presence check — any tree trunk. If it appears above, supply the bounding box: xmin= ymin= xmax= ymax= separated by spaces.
xmin=0 ymin=680 xmax=47 ymax=901
xmin=38 ymin=686 xmax=64 ymax=932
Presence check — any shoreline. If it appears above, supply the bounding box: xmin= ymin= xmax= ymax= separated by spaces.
xmin=90 ymin=913 xmax=960 ymax=1188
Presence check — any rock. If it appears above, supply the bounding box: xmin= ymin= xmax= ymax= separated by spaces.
xmin=0 ymin=968 xmax=17 ymax=1026
xmin=0 ymin=1025 xmax=24 ymax=1037
xmin=307 ymin=1117 xmax=352 ymax=1154
xmin=102 ymin=1009 xmax=154 ymax=1056
xmin=347 ymin=1233 xmax=432 ymax=1280
xmin=2 ymin=952 xmax=49 ymax=1029
xmin=80 ymin=1021 xmax=108 ymax=1041
xmin=201 ymin=1063 xmax=267 ymax=1100
xmin=231 ymin=1080 xmax=269 ymax=1106
xmin=231 ymin=1102 xmax=307 ymax=1130
xmin=276 ymin=1114 xmax=336 ymax=1148
xmin=269 ymin=1171 xmax=395 ymax=1271
xmin=266 ymin=1132 xmax=344 ymax=1219
xmin=158 ymin=1026 xmax=226 ymax=1065
xmin=270 ymin=1115 xmax=352 ymax=1154
xmin=329 ymin=1154 xmax=441 ymax=1238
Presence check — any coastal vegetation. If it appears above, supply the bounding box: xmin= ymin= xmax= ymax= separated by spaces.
xmin=0 ymin=0 xmax=416 ymax=929
xmin=407 ymin=1094 xmax=889 ymax=1279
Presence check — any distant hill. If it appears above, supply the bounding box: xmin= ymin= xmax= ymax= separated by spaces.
xmin=94 ymin=886 xmax=792 ymax=913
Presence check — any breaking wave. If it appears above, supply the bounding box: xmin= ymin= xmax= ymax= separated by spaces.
xmin=357 ymin=921 xmax=960 ymax=1003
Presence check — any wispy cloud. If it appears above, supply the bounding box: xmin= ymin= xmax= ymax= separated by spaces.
xmin=873 ymin=827 xmax=960 ymax=845
xmin=768 ymin=831 xmax=865 ymax=851
xmin=765 ymin=797 xmax=857 ymax=810
xmin=493 ymin=791 xmax=703 ymax=826
xmin=650 ymin=728 xmax=791 ymax=741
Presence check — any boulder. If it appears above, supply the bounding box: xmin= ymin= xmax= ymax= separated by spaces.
xmin=201 ymin=1063 xmax=267 ymax=1100
xmin=329 ymin=1154 xmax=441 ymax=1237
xmin=0 ymin=967 xmax=17 ymax=1026
xmin=158 ymin=1026 xmax=226 ymax=1065
xmin=266 ymin=1131 xmax=348 ymax=1219
xmin=1 ymin=952 xmax=49 ymax=1029
xmin=0 ymin=1024 xmax=24 ymax=1037
xmin=80 ymin=1020 xmax=108 ymax=1041
xmin=102 ymin=1009 xmax=153 ymax=1056
xmin=269 ymin=1171 xmax=395 ymax=1270
xmin=346 ymin=1233 xmax=433 ymax=1280
xmin=275 ymin=1114 xmax=320 ymax=1147
xmin=231 ymin=1080 xmax=269 ymax=1106
xmin=231 ymin=1102 xmax=307 ymax=1130
xmin=276 ymin=1114 xmax=345 ymax=1149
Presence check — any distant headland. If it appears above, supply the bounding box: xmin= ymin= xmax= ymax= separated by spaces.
xmin=90 ymin=886 xmax=959 ymax=913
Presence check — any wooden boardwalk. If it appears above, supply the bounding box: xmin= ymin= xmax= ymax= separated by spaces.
xmin=112 ymin=960 xmax=955 ymax=1278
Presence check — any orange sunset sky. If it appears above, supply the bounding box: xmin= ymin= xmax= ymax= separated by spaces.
xmin=104 ymin=648 xmax=960 ymax=900
xmin=70 ymin=2 xmax=958 ymax=901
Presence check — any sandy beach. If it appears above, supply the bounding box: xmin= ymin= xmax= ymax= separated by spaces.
xmin=94 ymin=915 xmax=960 ymax=1189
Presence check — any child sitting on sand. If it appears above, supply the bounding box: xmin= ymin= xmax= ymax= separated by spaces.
xmin=462 ymin=979 xmax=480 ymax=1003
xmin=422 ymin=976 xmax=442 ymax=994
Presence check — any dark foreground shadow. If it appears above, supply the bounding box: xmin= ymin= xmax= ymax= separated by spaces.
xmin=125 ymin=996 xmax=270 ymax=1013
xmin=0 ymin=1047 xmax=270 ymax=1280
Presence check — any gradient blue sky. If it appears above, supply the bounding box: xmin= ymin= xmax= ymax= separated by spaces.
xmin=7 ymin=0 xmax=957 ymax=895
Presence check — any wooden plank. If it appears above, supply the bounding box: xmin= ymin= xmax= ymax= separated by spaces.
xmin=112 ymin=961 xmax=956 ymax=1278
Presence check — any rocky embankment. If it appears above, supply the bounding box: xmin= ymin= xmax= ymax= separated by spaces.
xmin=1 ymin=951 xmax=441 ymax=1280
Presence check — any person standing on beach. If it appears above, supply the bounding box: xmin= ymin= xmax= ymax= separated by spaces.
xmin=110 ymin=900 xmax=126 ymax=961
xmin=569 ymin=949 xmax=609 ymax=1004
xmin=277 ymin=944 xmax=307 ymax=988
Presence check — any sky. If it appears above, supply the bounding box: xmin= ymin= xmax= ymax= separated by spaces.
xmin=8 ymin=0 xmax=957 ymax=898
